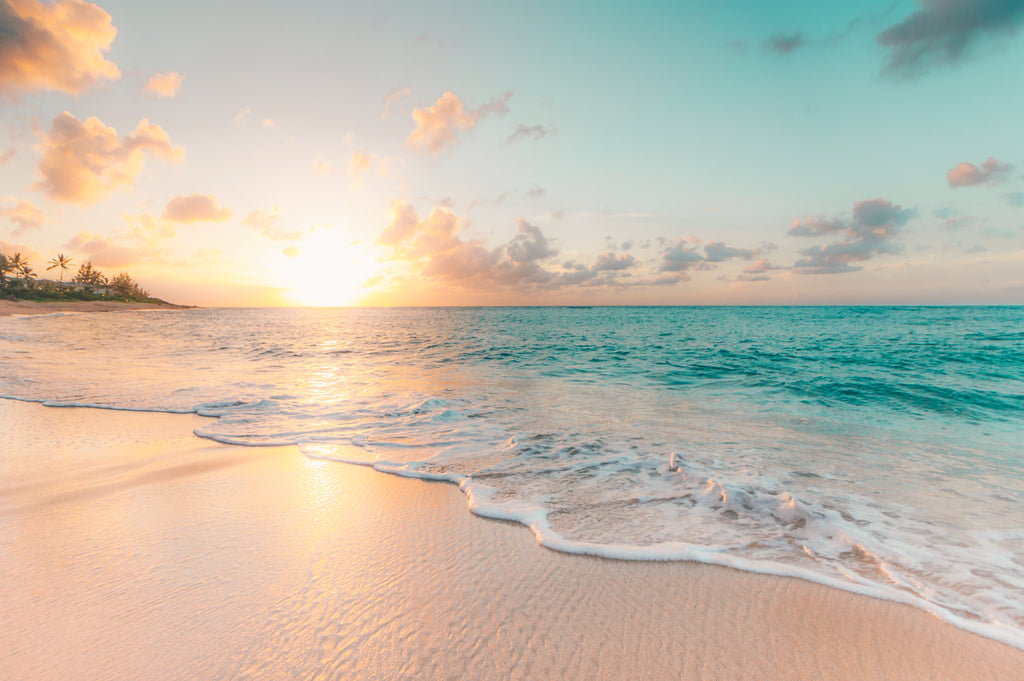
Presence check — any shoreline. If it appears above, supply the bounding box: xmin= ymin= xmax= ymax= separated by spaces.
xmin=0 ymin=299 xmax=190 ymax=317
xmin=2 ymin=398 xmax=1022 ymax=680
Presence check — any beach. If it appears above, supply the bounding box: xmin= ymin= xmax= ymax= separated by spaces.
xmin=0 ymin=300 xmax=187 ymax=317
xmin=2 ymin=398 xmax=1021 ymax=680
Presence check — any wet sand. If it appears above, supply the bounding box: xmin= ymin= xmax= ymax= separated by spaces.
xmin=1 ymin=399 xmax=1021 ymax=680
xmin=0 ymin=299 xmax=187 ymax=316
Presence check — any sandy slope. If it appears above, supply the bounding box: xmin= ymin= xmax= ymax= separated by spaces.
xmin=1 ymin=399 xmax=1021 ymax=680
xmin=0 ymin=299 xmax=187 ymax=316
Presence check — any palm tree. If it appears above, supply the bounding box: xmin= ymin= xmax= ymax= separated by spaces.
xmin=46 ymin=253 xmax=73 ymax=282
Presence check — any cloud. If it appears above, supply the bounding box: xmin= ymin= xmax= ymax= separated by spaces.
xmin=32 ymin=111 xmax=183 ymax=204
xmin=382 ymin=86 xmax=411 ymax=117
xmin=594 ymin=251 xmax=637 ymax=271
xmin=788 ymin=216 xmax=847 ymax=237
xmin=234 ymin=107 xmax=252 ymax=126
xmin=144 ymin=70 xmax=184 ymax=98
xmin=704 ymin=241 xmax=756 ymax=262
xmin=407 ymin=91 xmax=513 ymax=155
xmin=0 ymin=0 xmax=119 ymax=96
xmin=947 ymin=156 xmax=1012 ymax=187
xmin=1006 ymin=191 xmax=1024 ymax=207
xmin=64 ymin=231 xmax=146 ymax=267
xmin=242 ymin=207 xmax=303 ymax=241
xmin=763 ymin=31 xmax=807 ymax=54
xmin=162 ymin=193 xmax=232 ymax=223
xmin=877 ymin=0 xmax=1024 ymax=77
xmin=525 ymin=186 xmax=546 ymax=199
xmin=0 ymin=197 xmax=45 ymax=233
xmin=791 ymin=198 xmax=913 ymax=274
xmin=378 ymin=202 xmax=570 ymax=290
xmin=659 ymin=240 xmax=706 ymax=272
xmin=261 ymin=118 xmax=277 ymax=128
xmin=508 ymin=124 xmax=553 ymax=143
xmin=350 ymin=151 xmax=374 ymax=184
xmin=0 ymin=146 xmax=14 ymax=163
xmin=282 ymin=245 xmax=299 ymax=258
xmin=314 ymin=160 xmax=336 ymax=176
xmin=0 ymin=238 xmax=38 ymax=261
xmin=737 ymin=258 xmax=785 ymax=282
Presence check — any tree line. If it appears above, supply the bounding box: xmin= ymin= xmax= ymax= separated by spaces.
xmin=0 ymin=251 xmax=154 ymax=301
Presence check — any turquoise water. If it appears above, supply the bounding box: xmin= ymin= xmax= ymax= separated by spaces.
xmin=2 ymin=306 xmax=1022 ymax=647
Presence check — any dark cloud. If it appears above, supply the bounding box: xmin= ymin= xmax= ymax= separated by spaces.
xmin=594 ymin=251 xmax=637 ymax=271
xmin=791 ymin=198 xmax=913 ymax=274
xmin=704 ymin=241 xmax=757 ymax=262
xmin=508 ymin=124 xmax=553 ymax=143
xmin=659 ymin=240 xmax=706 ymax=272
xmin=878 ymin=0 xmax=1024 ymax=77
xmin=763 ymin=31 xmax=806 ymax=54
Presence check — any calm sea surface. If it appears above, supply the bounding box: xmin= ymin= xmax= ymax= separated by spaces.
xmin=2 ymin=306 xmax=1022 ymax=647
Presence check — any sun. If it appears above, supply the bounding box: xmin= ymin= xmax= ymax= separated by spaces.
xmin=278 ymin=234 xmax=381 ymax=307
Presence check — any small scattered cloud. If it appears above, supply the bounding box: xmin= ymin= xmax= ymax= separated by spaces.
xmin=282 ymin=245 xmax=300 ymax=258
xmin=382 ymin=86 xmax=411 ymax=117
xmin=947 ymin=157 xmax=1012 ymax=187
xmin=763 ymin=31 xmax=806 ymax=55
xmin=144 ymin=71 xmax=184 ymax=98
xmin=32 ymin=111 xmax=183 ymax=204
xmin=261 ymin=118 xmax=277 ymax=128
xmin=242 ymin=207 xmax=303 ymax=241
xmin=508 ymin=124 xmax=553 ymax=143
xmin=525 ymin=186 xmax=546 ymax=199
xmin=594 ymin=251 xmax=636 ymax=271
xmin=0 ymin=146 xmax=14 ymax=163
xmin=162 ymin=193 xmax=232 ymax=223
xmin=704 ymin=241 xmax=757 ymax=262
xmin=407 ymin=91 xmax=513 ymax=155
xmin=0 ymin=0 xmax=119 ymax=97
xmin=64 ymin=231 xmax=148 ymax=267
xmin=737 ymin=258 xmax=786 ymax=282
xmin=0 ymin=197 xmax=45 ymax=234
xmin=877 ymin=0 xmax=1024 ymax=77
xmin=1005 ymin=191 xmax=1024 ymax=207
xmin=791 ymin=197 xmax=913 ymax=274
xmin=659 ymin=240 xmax=706 ymax=272
xmin=234 ymin=107 xmax=252 ymax=126
xmin=350 ymin=151 xmax=375 ymax=185
xmin=314 ymin=159 xmax=336 ymax=176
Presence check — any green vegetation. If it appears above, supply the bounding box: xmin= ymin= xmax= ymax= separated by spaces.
xmin=0 ymin=252 xmax=172 ymax=305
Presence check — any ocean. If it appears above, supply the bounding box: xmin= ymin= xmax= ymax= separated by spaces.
xmin=2 ymin=306 xmax=1022 ymax=649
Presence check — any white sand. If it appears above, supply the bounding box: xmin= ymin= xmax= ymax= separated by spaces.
xmin=1 ymin=399 xmax=1021 ymax=680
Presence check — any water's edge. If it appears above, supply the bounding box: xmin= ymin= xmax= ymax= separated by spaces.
xmin=6 ymin=394 xmax=1023 ymax=653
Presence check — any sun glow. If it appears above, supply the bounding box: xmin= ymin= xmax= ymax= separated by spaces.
xmin=278 ymin=233 xmax=381 ymax=307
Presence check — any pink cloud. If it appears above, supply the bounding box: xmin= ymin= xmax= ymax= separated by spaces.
xmin=947 ymin=157 xmax=1011 ymax=188
xmin=144 ymin=71 xmax=184 ymax=98
xmin=0 ymin=197 xmax=45 ymax=234
xmin=407 ymin=91 xmax=512 ymax=155
xmin=0 ymin=0 xmax=120 ymax=96
xmin=162 ymin=193 xmax=232 ymax=223
xmin=33 ymin=111 xmax=184 ymax=204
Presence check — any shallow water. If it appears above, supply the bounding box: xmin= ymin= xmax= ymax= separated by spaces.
xmin=2 ymin=306 xmax=1022 ymax=648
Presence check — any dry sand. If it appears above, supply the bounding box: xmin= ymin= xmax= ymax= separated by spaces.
xmin=1 ymin=398 xmax=1021 ymax=681
xmin=0 ymin=299 xmax=187 ymax=316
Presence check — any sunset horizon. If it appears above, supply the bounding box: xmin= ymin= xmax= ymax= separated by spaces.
xmin=2 ymin=0 xmax=1022 ymax=307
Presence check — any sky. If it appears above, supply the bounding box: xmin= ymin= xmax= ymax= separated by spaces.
xmin=1 ymin=0 xmax=1023 ymax=306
